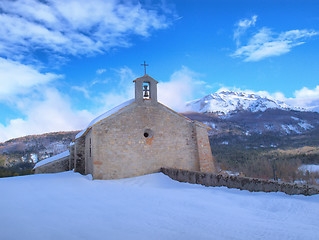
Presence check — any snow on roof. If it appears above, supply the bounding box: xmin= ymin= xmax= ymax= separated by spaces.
xmin=75 ymin=99 xmax=135 ymax=139
xmin=34 ymin=150 xmax=70 ymax=169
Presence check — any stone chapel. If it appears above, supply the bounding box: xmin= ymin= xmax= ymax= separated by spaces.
xmin=34 ymin=74 xmax=216 ymax=179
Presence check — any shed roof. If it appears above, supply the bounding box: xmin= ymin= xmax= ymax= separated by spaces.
xmin=34 ymin=150 xmax=69 ymax=169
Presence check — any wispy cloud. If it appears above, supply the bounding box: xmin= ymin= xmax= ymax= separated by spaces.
xmin=0 ymin=0 xmax=173 ymax=58
xmin=158 ymin=66 xmax=206 ymax=112
xmin=233 ymin=15 xmax=257 ymax=47
xmin=0 ymin=88 xmax=94 ymax=142
xmin=72 ymin=86 xmax=91 ymax=99
xmin=96 ymin=68 xmax=106 ymax=75
xmin=287 ymin=85 xmax=319 ymax=112
xmin=232 ymin=16 xmax=319 ymax=62
xmin=0 ymin=0 xmax=174 ymax=142
xmin=0 ymin=57 xmax=62 ymax=101
xmin=97 ymin=66 xmax=137 ymax=112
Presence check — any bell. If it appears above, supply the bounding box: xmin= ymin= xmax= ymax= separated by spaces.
xmin=143 ymin=85 xmax=149 ymax=98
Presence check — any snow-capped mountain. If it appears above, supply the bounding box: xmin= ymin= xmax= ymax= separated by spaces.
xmin=186 ymin=91 xmax=303 ymax=115
xmin=183 ymin=91 xmax=319 ymax=139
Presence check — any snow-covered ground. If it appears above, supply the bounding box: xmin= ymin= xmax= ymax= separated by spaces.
xmin=0 ymin=172 xmax=318 ymax=240
xmin=299 ymin=164 xmax=319 ymax=173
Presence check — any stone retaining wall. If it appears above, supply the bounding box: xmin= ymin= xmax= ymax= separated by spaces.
xmin=161 ymin=168 xmax=319 ymax=196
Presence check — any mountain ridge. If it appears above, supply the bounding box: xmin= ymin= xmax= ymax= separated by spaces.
xmin=186 ymin=91 xmax=306 ymax=115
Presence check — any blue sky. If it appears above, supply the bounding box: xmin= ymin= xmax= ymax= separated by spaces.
xmin=0 ymin=0 xmax=318 ymax=141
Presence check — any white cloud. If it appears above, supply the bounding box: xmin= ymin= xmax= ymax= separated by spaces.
xmin=0 ymin=88 xmax=94 ymax=142
xmin=97 ymin=66 xmax=137 ymax=112
xmin=0 ymin=57 xmax=62 ymax=101
xmin=158 ymin=66 xmax=206 ymax=112
xmin=232 ymin=16 xmax=319 ymax=61
xmin=0 ymin=0 xmax=172 ymax=57
xmin=0 ymin=0 xmax=175 ymax=142
xmin=286 ymin=86 xmax=319 ymax=111
xmin=0 ymin=56 xmax=95 ymax=142
xmin=234 ymin=15 xmax=257 ymax=47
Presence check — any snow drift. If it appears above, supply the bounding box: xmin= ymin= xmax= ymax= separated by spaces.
xmin=0 ymin=172 xmax=318 ymax=240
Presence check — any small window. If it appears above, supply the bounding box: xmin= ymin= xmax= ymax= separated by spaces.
xmin=89 ymin=138 xmax=92 ymax=158
xmin=143 ymin=129 xmax=153 ymax=138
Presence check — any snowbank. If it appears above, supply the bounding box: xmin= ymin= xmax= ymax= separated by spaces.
xmin=0 ymin=172 xmax=318 ymax=240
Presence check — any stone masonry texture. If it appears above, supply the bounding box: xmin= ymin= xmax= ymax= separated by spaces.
xmin=74 ymin=137 xmax=85 ymax=174
xmin=78 ymin=101 xmax=215 ymax=179
xmin=195 ymin=124 xmax=217 ymax=173
xmin=161 ymin=168 xmax=319 ymax=196
xmin=35 ymin=156 xmax=69 ymax=174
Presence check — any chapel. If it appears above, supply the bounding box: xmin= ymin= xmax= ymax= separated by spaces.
xmin=34 ymin=74 xmax=216 ymax=179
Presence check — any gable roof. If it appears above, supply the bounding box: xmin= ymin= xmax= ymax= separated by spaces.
xmin=75 ymin=99 xmax=135 ymax=140
xmin=133 ymin=74 xmax=158 ymax=83
xmin=74 ymin=97 xmax=211 ymax=141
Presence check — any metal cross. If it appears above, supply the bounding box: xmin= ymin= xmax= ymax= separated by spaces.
xmin=141 ymin=61 xmax=149 ymax=75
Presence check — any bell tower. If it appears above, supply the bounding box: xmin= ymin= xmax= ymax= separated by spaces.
xmin=133 ymin=74 xmax=158 ymax=105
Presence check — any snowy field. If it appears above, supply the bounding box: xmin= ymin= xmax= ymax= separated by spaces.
xmin=0 ymin=172 xmax=319 ymax=240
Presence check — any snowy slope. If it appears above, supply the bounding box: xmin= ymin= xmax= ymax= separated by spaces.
xmin=186 ymin=91 xmax=303 ymax=114
xmin=0 ymin=172 xmax=318 ymax=240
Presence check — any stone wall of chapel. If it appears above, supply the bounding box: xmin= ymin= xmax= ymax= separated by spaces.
xmin=90 ymin=102 xmax=201 ymax=179
xmin=195 ymin=124 xmax=217 ymax=173
xmin=74 ymin=137 xmax=85 ymax=174
xmin=85 ymin=130 xmax=94 ymax=175
xmin=69 ymin=144 xmax=75 ymax=170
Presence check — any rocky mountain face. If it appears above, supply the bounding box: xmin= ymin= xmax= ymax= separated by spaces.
xmin=0 ymin=131 xmax=78 ymax=170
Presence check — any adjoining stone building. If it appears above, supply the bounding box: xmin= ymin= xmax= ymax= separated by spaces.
xmin=35 ymin=74 xmax=216 ymax=179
